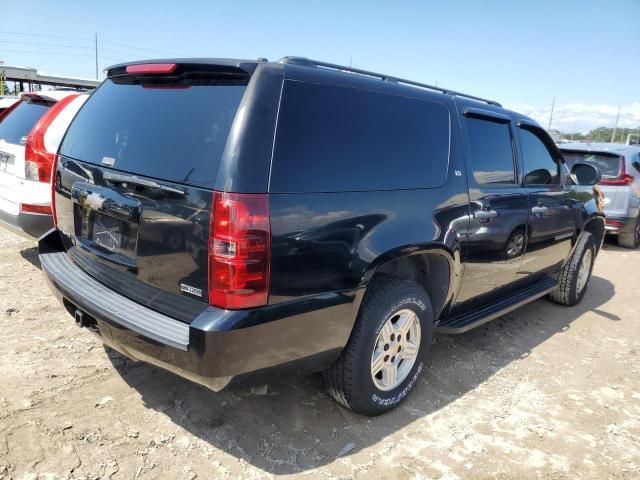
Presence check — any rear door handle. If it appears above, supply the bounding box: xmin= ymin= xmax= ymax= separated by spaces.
xmin=531 ymin=206 xmax=549 ymax=215
xmin=474 ymin=209 xmax=498 ymax=221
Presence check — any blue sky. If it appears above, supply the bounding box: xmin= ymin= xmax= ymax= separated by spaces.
xmin=1 ymin=0 xmax=639 ymax=132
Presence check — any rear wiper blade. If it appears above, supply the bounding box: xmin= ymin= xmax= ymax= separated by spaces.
xmin=103 ymin=172 xmax=185 ymax=195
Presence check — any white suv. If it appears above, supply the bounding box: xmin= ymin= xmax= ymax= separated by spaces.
xmin=0 ymin=91 xmax=87 ymax=238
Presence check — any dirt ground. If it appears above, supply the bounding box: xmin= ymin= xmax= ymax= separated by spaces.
xmin=0 ymin=230 xmax=639 ymax=480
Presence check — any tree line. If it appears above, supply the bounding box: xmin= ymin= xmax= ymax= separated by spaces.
xmin=560 ymin=127 xmax=640 ymax=143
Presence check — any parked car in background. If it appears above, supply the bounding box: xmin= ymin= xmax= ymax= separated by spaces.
xmin=560 ymin=143 xmax=640 ymax=248
xmin=39 ymin=57 xmax=604 ymax=416
xmin=0 ymin=96 xmax=19 ymax=118
xmin=0 ymin=91 xmax=88 ymax=238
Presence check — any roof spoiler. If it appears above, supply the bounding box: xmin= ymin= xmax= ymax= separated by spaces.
xmin=106 ymin=58 xmax=266 ymax=78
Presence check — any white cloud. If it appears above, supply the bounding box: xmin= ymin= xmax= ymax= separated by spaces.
xmin=503 ymin=102 xmax=640 ymax=134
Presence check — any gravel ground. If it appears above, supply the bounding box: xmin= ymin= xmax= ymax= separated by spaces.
xmin=0 ymin=229 xmax=639 ymax=479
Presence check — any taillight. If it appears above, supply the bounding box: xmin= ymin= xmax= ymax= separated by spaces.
xmin=606 ymin=219 xmax=624 ymax=228
xmin=20 ymin=203 xmax=52 ymax=215
xmin=599 ymin=156 xmax=633 ymax=186
xmin=599 ymin=174 xmax=634 ymax=186
xmin=51 ymin=155 xmax=59 ymax=228
xmin=208 ymin=192 xmax=270 ymax=309
xmin=24 ymin=94 xmax=79 ymax=183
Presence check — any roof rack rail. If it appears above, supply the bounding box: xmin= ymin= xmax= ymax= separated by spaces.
xmin=279 ymin=56 xmax=502 ymax=107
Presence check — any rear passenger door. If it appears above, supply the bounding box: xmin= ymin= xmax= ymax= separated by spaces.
xmin=517 ymin=122 xmax=575 ymax=276
xmin=455 ymin=106 xmax=529 ymax=304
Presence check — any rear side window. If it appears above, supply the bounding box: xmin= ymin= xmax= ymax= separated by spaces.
xmin=60 ymin=79 xmax=246 ymax=188
xmin=465 ymin=117 xmax=516 ymax=185
xmin=270 ymin=81 xmax=450 ymax=193
xmin=0 ymin=100 xmax=50 ymax=145
xmin=561 ymin=151 xmax=622 ymax=178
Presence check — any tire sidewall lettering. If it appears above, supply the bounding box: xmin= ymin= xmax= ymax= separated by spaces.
xmin=374 ymin=296 xmax=426 ymax=338
xmin=371 ymin=361 xmax=424 ymax=406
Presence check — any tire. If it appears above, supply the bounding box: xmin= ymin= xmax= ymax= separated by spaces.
xmin=617 ymin=216 xmax=640 ymax=249
xmin=324 ymin=276 xmax=434 ymax=416
xmin=504 ymin=227 xmax=526 ymax=259
xmin=548 ymin=232 xmax=596 ymax=306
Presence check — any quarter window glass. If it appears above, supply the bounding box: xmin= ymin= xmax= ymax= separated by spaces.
xmin=270 ymin=81 xmax=451 ymax=192
xmin=520 ymin=129 xmax=560 ymax=185
xmin=466 ymin=117 xmax=515 ymax=184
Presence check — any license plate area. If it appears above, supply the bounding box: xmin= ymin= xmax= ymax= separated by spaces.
xmin=76 ymin=206 xmax=139 ymax=268
xmin=0 ymin=153 xmax=12 ymax=173
xmin=91 ymin=212 xmax=124 ymax=250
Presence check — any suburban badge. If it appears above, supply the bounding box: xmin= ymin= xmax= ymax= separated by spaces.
xmin=180 ymin=283 xmax=203 ymax=297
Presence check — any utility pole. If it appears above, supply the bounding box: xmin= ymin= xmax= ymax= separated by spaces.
xmin=611 ymin=106 xmax=621 ymax=143
xmin=94 ymin=33 xmax=99 ymax=80
xmin=547 ymin=96 xmax=555 ymax=130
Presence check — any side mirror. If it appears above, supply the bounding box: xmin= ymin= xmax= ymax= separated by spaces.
xmin=524 ymin=168 xmax=552 ymax=185
xmin=570 ymin=162 xmax=601 ymax=186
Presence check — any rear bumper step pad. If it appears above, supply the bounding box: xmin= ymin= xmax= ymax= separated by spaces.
xmin=40 ymin=248 xmax=189 ymax=350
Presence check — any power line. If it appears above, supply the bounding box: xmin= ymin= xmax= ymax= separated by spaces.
xmin=0 ymin=30 xmax=92 ymax=42
xmin=0 ymin=39 xmax=93 ymax=49
xmin=100 ymin=48 xmax=146 ymax=59
xmin=0 ymin=48 xmax=94 ymax=57
xmin=100 ymin=39 xmax=186 ymax=57
xmin=0 ymin=40 xmax=148 ymax=60
xmin=100 ymin=55 xmax=128 ymax=62
xmin=0 ymin=30 xmax=186 ymax=57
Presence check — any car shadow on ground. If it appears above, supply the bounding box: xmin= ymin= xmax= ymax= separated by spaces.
xmin=106 ymin=274 xmax=616 ymax=475
xmin=19 ymin=246 xmax=41 ymax=270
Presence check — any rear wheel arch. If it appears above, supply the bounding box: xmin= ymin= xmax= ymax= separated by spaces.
xmin=363 ymin=250 xmax=454 ymax=321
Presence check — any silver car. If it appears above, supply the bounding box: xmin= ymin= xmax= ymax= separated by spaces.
xmin=560 ymin=142 xmax=640 ymax=248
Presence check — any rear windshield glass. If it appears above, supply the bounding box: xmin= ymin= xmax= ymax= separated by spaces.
xmin=561 ymin=151 xmax=621 ymax=178
xmin=60 ymin=79 xmax=246 ymax=188
xmin=270 ymin=80 xmax=450 ymax=193
xmin=0 ymin=101 xmax=50 ymax=145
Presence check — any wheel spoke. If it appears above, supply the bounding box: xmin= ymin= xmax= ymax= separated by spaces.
xmin=380 ymin=321 xmax=394 ymax=343
xmin=395 ymin=311 xmax=414 ymax=337
xmin=402 ymin=340 xmax=418 ymax=359
xmin=383 ymin=364 xmax=397 ymax=388
xmin=371 ymin=351 xmax=385 ymax=376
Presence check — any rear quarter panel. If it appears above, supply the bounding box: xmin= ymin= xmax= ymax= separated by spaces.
xmin=266 ymin=73 xmax=470 ymax=317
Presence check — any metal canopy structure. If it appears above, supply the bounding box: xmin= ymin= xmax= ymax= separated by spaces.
xmin=0 ymin=63 xmax=100 ymax=91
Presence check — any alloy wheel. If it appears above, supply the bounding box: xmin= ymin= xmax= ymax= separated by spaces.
xmin=370 ymin=309 xmax=421 ymax=391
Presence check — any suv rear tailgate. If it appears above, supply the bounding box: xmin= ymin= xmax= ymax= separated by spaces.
xmin=55 ymin=67 xmax=248 ymax=322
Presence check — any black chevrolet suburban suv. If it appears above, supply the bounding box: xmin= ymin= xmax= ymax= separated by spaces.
xmin=39 ymin=57 xmax=605 ymax=416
